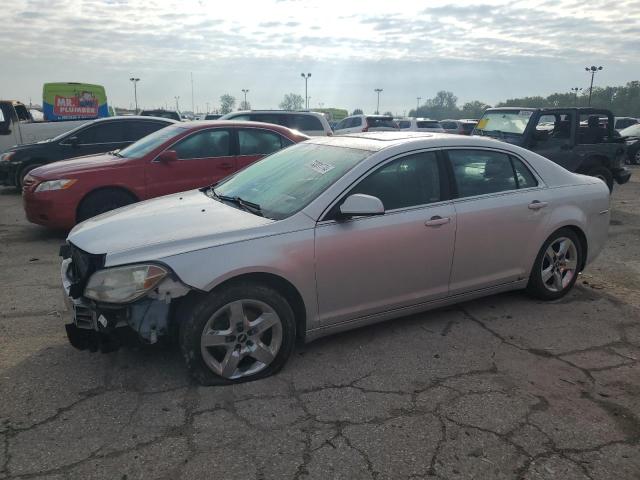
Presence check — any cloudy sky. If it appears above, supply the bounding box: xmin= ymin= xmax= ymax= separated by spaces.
xmin=2 ymin=0 xmax=639 ymax=114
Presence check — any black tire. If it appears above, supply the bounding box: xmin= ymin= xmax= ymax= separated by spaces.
xmin=17 ymin=163 xmax=44 ymax=190
xmin=179 ymin=282 xmax=296 ymax=386
xmin=76 ymin=188 xmax=137 ymax=223
xmin=630 ymin=148 xmax=640 ymax=165
xmin=586 ymin=166 xmax=613 ymax=193
xmin=526 ymin=228 xmax=583 ymax=301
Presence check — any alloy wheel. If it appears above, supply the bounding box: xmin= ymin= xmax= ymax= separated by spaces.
xmin=541 ymin=237 xmax=578 ymax=293
xmin=200 ymin=299 xmax=283 ymax=379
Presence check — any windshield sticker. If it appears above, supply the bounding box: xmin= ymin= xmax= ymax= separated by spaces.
xmin=476 ymin=119 xmax=489 ymax=129
xmin=308 ymin=160 xmax=335 ymax=175
xmin=518 ymin=110 xmax=533 ymax=117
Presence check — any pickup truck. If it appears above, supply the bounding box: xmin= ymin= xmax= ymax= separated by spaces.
xmin=0 ymin=101 xmax=88 ymax=153
xmin=474 ymin=107 xmax=631 ymax=191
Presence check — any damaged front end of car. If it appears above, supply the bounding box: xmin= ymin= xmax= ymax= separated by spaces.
xmin=60 ymin=243 xmax=191 ymax=353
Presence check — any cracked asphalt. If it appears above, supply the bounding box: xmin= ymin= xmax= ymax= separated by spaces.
xmin=1 ymin=168 xmax=639 ymax=479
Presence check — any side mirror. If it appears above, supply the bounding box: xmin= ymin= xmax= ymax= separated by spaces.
xmin=68 ymin=136 xmax=79 ymax=146
xmin=156 ymin=150 xmax=178 ymax=162
xmin=339 ymin=194 xmax=384 ymax=217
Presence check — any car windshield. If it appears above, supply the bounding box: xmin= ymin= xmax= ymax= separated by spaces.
xmin=212 ymin=142 xmax=371 ymax=220
xmin=620 ymin=124 xmax=640 ymax=137
xmin=118 ymin=124 xmax=186 ymax=158
xmin=475 ymin=111 xmax=532 ymax=135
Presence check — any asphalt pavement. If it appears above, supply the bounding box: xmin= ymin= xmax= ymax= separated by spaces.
xmin=1 ymin=169 xmax=639 ymax=479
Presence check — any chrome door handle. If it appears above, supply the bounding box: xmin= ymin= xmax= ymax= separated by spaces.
xmin=528 ymin=201 xmax=548 ymax=210
xmin=425 ymin=216 xmax=450 ymax=227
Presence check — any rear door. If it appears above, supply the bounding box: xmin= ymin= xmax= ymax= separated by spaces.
xmin=145 ymin=128 xmax=235 ymax=197
xmin=237 ymin=127 xmax=294 ymax=169
xmin=445 ymin=148 xmax=551 ymax=294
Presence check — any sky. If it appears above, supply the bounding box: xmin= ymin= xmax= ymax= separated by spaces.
xmin=2 ymin=0 xmax=640 ymax=114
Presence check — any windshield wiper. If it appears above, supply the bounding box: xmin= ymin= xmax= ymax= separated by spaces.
xmin=209 ymin=188 xmax=264 ymax=217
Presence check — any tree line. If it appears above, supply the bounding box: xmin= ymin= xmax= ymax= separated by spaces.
xmin=214 ymin=81 xmax=640 ymax=118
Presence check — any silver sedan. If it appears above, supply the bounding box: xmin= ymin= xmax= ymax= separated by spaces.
xmin=61 ymin=132 xmax=611 ymax=384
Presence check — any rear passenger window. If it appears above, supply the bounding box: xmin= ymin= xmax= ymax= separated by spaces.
xmin=290 ymin=114 xmax=323 ymax=132
xmin=349 ymin=152 xmax=441 ymax=210
xmin=417 ymin=121 xmax=441 ymax=129
xmin=448 ymin=150 xmax=517 ymax=197
xmin=511 ymin=157 xmax=538 ymax=188
xmin=239 ymin=129 xmax=285 ymax=155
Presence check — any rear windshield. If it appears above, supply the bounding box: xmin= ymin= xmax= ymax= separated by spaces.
xmin=417 ymin=121 xmax=442 ymax=129
xmin=366 ymin=117 xmax=396 ymax=128
xmin=398 ymin=120 xmax=411 ymax=129
xmin=462 ymin=123 xmax=476 ymax=132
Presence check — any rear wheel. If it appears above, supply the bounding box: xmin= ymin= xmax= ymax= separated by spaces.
xmin=17 ymin=163 xmax=44 ymax=190
xmin=586 ymin=166 xmax=613 ymax=193
xmin=76 ymin=189 xmax=137 ymax=223
xmin=632 ymin=150 xmax=640 ymax=165
xmin=526 ymin=228 xmax=583 ymax=301
xmin=179 ymin=282 xmax=296 ymax=385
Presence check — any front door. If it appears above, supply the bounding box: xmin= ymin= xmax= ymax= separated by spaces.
xmin=315 ymin=150 xmax=456 ymax=326
xmin=530 ymin=110 xmax=581 ymax=171
xmin=145 ymin=128 xmax=236 ymax=198
xmin=445 ymin=148 xmax=551 ymax=294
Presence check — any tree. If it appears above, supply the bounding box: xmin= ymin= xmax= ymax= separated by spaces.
xmin=383 ymin=111 xmax=394 ymax=117
xmin=461 ymin=100 xmax=491 ymax=119
xmin=279 ymin=93 xmax=304 ymax=111
xmin=352 ymin=108 xmax=363 ymax=115
xmin=219 ymin=94 xmax=236 ymax=114
xmin=239 ymin=100 xmax=251 ymax=110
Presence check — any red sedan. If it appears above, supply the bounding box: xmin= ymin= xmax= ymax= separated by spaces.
xmin=23 ymin=121 xmax=308 ymax=229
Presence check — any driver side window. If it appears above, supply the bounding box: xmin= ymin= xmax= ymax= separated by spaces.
xmin=349 ymin=152 xmax=441 ymax=211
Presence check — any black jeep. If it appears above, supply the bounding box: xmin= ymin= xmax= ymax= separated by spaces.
xmin=474 ymin=107 xmax=631 ymax=191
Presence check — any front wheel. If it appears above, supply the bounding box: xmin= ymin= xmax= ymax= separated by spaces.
xmin=526 ymin=229 xmax=583 ymax=301
xmin=179 ymin=283 xmax=296 ymax=385
xmin=76 ymin=188 xmax=137 ymax=223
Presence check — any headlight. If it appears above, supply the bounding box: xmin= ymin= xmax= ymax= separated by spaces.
xmin=34 ymin=179 xmax=77 ymax=192
xmin=84 ymin=264 xmax=168 ymax=303
xmin=0 ymin=152 xmax=15 ymax=162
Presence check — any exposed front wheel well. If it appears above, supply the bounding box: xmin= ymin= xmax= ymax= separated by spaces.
xmin=76 ymin=186 xmax=139 ymax=223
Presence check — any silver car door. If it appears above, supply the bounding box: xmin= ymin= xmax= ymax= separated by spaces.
xmin=315 ymin=150 xmax=456 ymax=326
xmin=446 ymin=148 xmax=552 ymax=295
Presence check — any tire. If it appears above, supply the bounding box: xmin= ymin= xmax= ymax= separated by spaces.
xmin=17 ymin=163 xmax=44 ymax=190
xmin=76 ymin=189 xmax=137 ymax=223
xmin=631 ymin=149 xmax=640 ymax=165
xmin=179 ymin=282 xmax=296 ymax=386
xmin=586 ymin=166 xmax=613 ymax=193
xmin=526 ymin=228 xmax=583 ymax=301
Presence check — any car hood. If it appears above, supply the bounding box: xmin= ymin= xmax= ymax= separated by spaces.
xmin=31 ymin=153 xmax=126 ymax=178
xmin=8 ymin=139 xmax=53 ymax=152
xmin=67 ymin=189 xmax=274 ymax=266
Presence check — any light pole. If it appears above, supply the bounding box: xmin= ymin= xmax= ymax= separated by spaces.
xmin=374 ymin=88 xmax=383 ymax=114
xmin=241 ymin=89 xmax=249 ymax=109
xmin=174 ymin=96 xmax=180 ymax=112
xmin=416 ymin=96 xmax=421 ymax=116
xmin=206 ymin=102 xmax=210 ymax=113
xmin=129 ymin=77 xmax=140 ymax=113
xmin=301 ymin=73 xmax=311 ymax=109
xmin=585 ymin=66 xmax=603 ymax=106
xmin=570 ymin=87 xmax=583 ymax=106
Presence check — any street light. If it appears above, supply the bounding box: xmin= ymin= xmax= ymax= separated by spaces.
xmin=129 ymin=77 xmax=140 ymax=113
xmin=174 ymin=96 xmax=180 ymax=112
xmin=301 ymin=73 xmax=311 ymax=109
xmin=570 ymin=87 xmax=583 ymax=106
xmin=374 ymin=88 xmax=383 ymax=114
xmin=585 ymin=66 xmax=603 ymax=106
xmin=241 ymin=89 xmax=249 ymax=109
xmin=416 ymin=96 xmax=422 ymax=115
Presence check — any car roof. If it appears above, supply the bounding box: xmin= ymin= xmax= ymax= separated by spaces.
xmin=227 ymin=110 xmax=325 ymax=117
xmin=176 ymin=120 xmax=309 ymax=138
xmin=306 ymin=131 xmax=525 ymax=152
xmin=88 ymin=115 xmax=178 ymax=124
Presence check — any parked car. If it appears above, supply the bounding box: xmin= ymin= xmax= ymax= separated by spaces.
xmin=396 ymin=118 xmax=445 ymax=133
xmin=23 ymin=121 xmax=308 ymax=229
xmin=0 ymin=100 xmax=89 ymax=154
xmin=613 ymin=117 xmax=638 ymax=131
xmin=1 ymin=116 xmax=176 ymax=188
xmin=140 ymin=109 xmax=182 ymax=122
xmin=220 ymin=110 xmax=332 ymax=136
xmin=59 ymin=132 xmax=610 ymax=385
xmin=333 ymin=114 xmax=398 ymax=134
xmin=619 ymin=123 xmax=640 ymax=164
xmin=474 ymin=107 xmax=630 ymax=191
xmin=439 ymin=119 xmax=478 ymax=135
xmin=204 ymin=114 xmax=222 ymax=120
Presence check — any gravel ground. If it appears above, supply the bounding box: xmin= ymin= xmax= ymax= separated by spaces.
xmin=1 ymin=168 xmax=639 ymax=479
